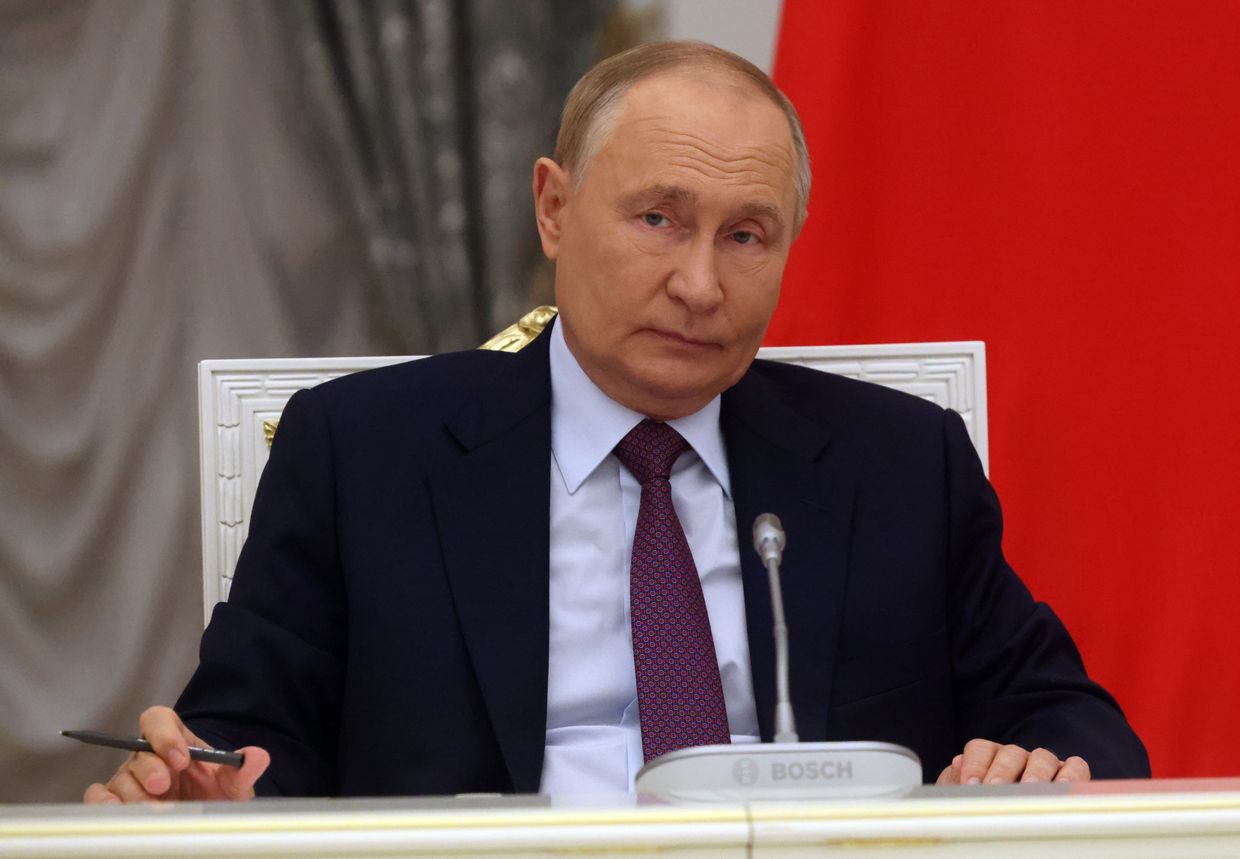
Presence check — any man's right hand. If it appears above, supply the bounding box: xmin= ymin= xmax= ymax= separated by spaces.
xmin=83 ymin=706 xmax=270 ymax=803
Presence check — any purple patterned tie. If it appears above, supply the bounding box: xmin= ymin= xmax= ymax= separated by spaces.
xmin=614 ymin=420 xmax=731 ymax=762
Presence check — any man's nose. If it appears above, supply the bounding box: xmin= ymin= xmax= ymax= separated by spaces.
xmin=666 ymin=237 xmax=724 ymax=313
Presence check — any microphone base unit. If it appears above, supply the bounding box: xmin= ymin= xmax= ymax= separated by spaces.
xmin=634 ymin=741 xmax=921 ymax=803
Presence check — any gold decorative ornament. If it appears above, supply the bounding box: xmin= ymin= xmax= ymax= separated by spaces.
xmin=478 ymin=305 xmax=558 ymax=352
xmin=263 ymin=420 xmax=279 ymax=449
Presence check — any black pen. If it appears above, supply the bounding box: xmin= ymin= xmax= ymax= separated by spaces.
xmin=61 ymin=730 xmax=245 ymax=768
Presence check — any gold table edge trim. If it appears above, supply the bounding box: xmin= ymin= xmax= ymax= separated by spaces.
xmin=8 ymin=792 xmax=1240 ymax=840
xmin=0 ymin=806 xmax=742 ymax=839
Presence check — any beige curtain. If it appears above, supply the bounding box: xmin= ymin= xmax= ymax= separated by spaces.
xmin=0 ymin=0 xmax=401 ymax=801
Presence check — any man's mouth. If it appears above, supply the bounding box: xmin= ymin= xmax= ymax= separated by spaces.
xmin=647 ymin=328 xmax=716 ymax=348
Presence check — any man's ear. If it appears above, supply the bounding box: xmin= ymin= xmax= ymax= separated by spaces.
xmin=532 ymin=157 xmax=571 ymax=260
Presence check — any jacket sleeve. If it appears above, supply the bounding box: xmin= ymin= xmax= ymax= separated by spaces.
xmin=177 ymin=386 xmax=346 ymax=796
xmin=942 ymin=408 xmax=1150 ymax=778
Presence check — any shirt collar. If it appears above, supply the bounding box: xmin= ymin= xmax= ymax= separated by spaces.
xmin=549 ymin=319 xmax=732 ymax=497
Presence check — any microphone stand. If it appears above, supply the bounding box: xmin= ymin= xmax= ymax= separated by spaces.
xmin=755 ymin=513 xmax=798 ymax=744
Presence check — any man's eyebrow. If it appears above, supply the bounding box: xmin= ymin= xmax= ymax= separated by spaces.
xmin=737 ymin=201 xmax=786 ymax=232
xmin=617 ymin=184 xmax=697 ymax=210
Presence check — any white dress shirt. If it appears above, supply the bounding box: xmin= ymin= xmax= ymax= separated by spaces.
xmin=540 ymin=321 xmax=760 ymax=795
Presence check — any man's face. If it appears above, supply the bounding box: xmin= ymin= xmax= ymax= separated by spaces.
xmin=533 ymin=71 xmax=800 ymax=420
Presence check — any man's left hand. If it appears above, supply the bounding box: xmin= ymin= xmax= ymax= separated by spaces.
xmin=936 ymin=739 xmax=1090 ymax=785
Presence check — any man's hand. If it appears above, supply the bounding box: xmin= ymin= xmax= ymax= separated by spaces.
xmin=936 ymin=739 xmax=1090 ymax=785
xmin=83 ymin=706 xmax=270 ymax=803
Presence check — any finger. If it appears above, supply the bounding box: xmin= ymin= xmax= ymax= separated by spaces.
xmin=126 ymin=751 xmax=174 ymax=796
xmin=959 ymin=739 xmax=999 ymax=785
xmin=107 ymin=768 xmax=156 ymax=803
xmin=1020 ymin=748 xmax=1062 ymax=783
xmin=1053 ymin=756 xmax=1091 ymax=783
xmin=83 ymin=782 xmax=122 ymax=805
xmin=936 ymin=754 xmax=964 ymax=785
xmin=138 ymin=706 xmax=194 ymax=771
xmin=982 ymin=744 xmax=1031 ymax=784
xmin=215 ymin=746 xmax=271 ymax=801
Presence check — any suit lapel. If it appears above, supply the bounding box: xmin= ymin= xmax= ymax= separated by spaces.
xmin=723 ymin=367 xmax=856 ymax=742
xmin=429 ymin=330 xmax=553 ymax=793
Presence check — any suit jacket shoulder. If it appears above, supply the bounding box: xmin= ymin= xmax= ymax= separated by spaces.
xmin=309 ymin=347 xmax=523 ymax=431
xmin=741 ymin=356 xmax=951 ymax=443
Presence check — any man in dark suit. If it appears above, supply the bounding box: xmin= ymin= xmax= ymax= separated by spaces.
xmin=85 ymin=41 xmax=1147 ymax=804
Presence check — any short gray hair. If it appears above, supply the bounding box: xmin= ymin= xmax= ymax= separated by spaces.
xmin=554 ymin=41 xmax=811 ymax=229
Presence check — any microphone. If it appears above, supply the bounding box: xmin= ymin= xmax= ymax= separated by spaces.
xmin=753 ymin=514 xmax=797 ymax=743
xmin=633 ymin=514 xmax=922 ymax=802
xmin=752 ymin=512 xmax=786 ymax=564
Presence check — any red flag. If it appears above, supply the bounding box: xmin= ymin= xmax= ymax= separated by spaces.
xmin=771 ymin=0 xmax=1240 ymax=778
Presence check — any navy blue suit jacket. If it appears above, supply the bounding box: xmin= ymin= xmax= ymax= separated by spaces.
xmin=178 ymin=323 xmax=1149 ymax=795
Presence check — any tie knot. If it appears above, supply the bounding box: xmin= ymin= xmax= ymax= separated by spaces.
xmin=614 ymin=420 xmax=689 ymax=484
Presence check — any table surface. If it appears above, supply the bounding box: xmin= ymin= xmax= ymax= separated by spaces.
xmin=5 ymin=778 xmax=1240 ymax=858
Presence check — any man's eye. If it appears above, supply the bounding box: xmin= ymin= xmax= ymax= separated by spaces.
xmin=642 ymin=212 xmax=670 ymax=228
xmin=732 ymin=230 xmax=758 ymax=245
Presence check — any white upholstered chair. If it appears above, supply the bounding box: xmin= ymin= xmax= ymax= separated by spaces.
xmin=198 ymin=309 xmax=986 ymax=623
